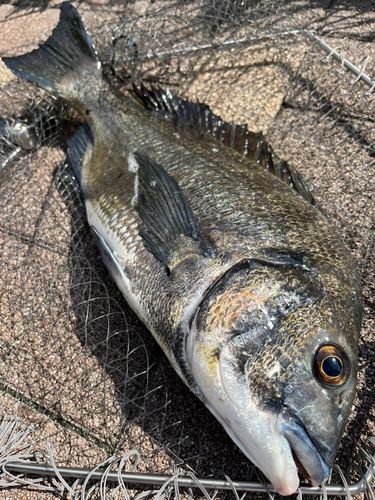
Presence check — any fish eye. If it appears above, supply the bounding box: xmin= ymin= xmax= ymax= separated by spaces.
xmin=314 ymin=345 xmax=350 ymax=387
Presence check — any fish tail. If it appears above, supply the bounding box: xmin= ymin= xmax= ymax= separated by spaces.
xmin=3 ymin=2 xmax=102 ymax=105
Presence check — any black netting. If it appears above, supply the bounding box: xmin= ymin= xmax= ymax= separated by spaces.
xmin=0 ymin=1 xmax=374 ymax=498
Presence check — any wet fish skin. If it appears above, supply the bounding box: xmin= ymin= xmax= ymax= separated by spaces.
xmin=3 ymin=3 xmax=362 ymax=495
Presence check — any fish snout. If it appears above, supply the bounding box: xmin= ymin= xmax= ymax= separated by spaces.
xmin=278 ymin=406 xmax=331 ymax=488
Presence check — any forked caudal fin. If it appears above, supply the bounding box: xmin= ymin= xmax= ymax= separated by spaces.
xmin=3 ymin=2 xmax=101 ymax=101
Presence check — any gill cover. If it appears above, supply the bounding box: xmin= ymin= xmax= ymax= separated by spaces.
xmin=186 ymin=259 xmax=355 ymax=495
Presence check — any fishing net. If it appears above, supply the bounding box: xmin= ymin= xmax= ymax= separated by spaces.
xmin=0 ymin=0 xmax=375 ymax=498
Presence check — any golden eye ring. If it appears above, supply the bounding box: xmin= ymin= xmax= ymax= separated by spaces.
xmin=314 ymin=345 xmax=349 ymax=387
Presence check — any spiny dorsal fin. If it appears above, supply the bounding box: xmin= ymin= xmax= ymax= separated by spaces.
xmin=253 ymin=137 xmax=316 ymax=206
xmin=130 ymin=151 xmax=213 ymax=273
xmin=131 ymin=84 xmax=316 ymax=206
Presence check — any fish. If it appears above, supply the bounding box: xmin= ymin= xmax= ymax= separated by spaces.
xmin=3 ymin=3 xmax=362 ymax=495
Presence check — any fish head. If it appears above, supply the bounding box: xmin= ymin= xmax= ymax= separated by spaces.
xmin=186 ymin=258 xmax=361 ymax=495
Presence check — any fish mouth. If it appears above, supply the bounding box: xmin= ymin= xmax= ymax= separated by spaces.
xmin=278 ymin=406 xmax=331 ymax=487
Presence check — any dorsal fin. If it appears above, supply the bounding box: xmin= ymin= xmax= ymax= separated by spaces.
xmin=131 ymin=84 xmax=316 ymax=206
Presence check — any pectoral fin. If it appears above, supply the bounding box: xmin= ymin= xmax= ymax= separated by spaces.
xmin=130 ymin=151 xmax=213 ymax=273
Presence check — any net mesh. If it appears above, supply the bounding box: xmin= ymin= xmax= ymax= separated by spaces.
xmin=0 ymin=0 xmax=375 ymax=498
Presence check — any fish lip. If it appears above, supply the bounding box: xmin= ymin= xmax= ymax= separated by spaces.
xmin=278 ymin=406 xmax=331 ymax=487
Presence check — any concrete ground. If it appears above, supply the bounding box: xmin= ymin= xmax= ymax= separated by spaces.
xmin=0 ymin=0 xmax=375 ymax=498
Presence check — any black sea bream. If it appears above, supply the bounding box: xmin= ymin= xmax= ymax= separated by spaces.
xmin=3 ymin=3 xmax=362 ymax=495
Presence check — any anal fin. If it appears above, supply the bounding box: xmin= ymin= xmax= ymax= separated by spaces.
xmin=67 ymin=122 xmax=93 ymax=190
